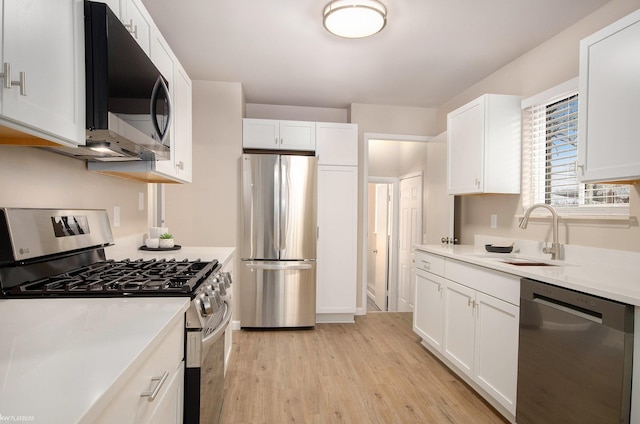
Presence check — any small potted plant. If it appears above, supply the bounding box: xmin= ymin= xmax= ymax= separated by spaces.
xmin=158 ymin=233 xmax=174 ymax=248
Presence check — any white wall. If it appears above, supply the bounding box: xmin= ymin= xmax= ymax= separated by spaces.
xmin=246 ymin=104 xmax=348 ymax=123
xmin=164 ymin=81 xmax=244 ymax=247
xmin=434 ymin=0 xmax=640 ymax=252
xmin=0 ymin=146 xmax=148 ymax=240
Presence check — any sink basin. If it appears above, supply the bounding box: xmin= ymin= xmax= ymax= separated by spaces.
xmin=462 ymin=253 xmax=557 ymax=266
xmin=499 ymin=258 xmax=556 ymax=267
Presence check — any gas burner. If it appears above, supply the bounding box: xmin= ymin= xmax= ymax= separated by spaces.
xmin=10 ymin=259 xmax=219 ymax=297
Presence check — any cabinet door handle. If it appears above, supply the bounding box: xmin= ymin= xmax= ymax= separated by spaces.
xmin=124 ymin=19 xmax=138 ymax=39
xmin=140 ymin=371 xmax=169 ymax=402
xmin=421 ymin=260 xmax=430 ymax=270
xmin=177 ymin=161 xmax=184 ymax=170
xmin=0 ymin=63 xmax=27 ymax=96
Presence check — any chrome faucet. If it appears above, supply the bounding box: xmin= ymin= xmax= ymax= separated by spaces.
xmin=519 ymin=203 xmax=560 ymax=260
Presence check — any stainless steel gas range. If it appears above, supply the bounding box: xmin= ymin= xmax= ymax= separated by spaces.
xmin=0 ymin=207 xmax=231 ymax=424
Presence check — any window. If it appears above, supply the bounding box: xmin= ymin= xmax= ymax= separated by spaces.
xmin=522 ymin=81 xmax=629 ymax=215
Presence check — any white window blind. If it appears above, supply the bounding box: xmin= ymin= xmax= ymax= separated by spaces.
xmin=522 ymin=90 xmax=629 ymax=214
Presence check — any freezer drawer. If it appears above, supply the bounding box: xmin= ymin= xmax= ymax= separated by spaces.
xmin=240 ymin=261 xmax=316 ymax=328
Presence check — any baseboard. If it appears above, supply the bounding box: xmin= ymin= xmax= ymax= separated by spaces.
xmin=316 ymin=313 xmax=355 ymax=324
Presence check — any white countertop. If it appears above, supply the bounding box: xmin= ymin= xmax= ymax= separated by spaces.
xmin=0 ymin=297 xmax=189 ymax=424
xmin=416 ymin=243 xmax=640 ymax=306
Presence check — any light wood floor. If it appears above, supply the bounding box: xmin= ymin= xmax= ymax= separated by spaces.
xmin=220 ymin=313 xmax=508 ymax=424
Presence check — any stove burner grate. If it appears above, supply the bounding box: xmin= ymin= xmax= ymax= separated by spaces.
xmin=13 ymin=258 xmax=218 ymax=296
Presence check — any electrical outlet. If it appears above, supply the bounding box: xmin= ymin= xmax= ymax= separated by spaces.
xmin=490 ymin=214 xmax=497 ymax=229
xmin=113 ymin=206 xmax=121 ymax=227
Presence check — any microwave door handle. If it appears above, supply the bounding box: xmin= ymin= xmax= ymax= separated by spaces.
xmin=150 ymin=76 xmax=172 ymax=145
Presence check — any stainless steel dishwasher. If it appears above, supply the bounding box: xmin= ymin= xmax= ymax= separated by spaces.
xmin=517 ymin=278 xmax=634 ymax=424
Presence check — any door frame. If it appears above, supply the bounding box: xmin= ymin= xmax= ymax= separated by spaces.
xmin=367 ymin=177 xmax=399 ymax=311
xmin=362 ymin=132 xmax=432 ymax=314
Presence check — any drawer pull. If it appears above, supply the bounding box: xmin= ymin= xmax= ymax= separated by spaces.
xmin=421 ymin=260 xmax=430 ymax=270
xmin=140 ymin=371 xmax=169 ymax=402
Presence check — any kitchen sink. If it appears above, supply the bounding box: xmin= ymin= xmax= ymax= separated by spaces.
xmin=500 ymin=258 xmax=556 ymax=266
xmin=500 ymin=260 xmax=556 ymax=267
xmin=463 ymin=253 xmax=557 ymax=266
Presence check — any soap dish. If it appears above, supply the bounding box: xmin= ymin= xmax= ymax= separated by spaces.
xmin=485 ymin=244 xmax=514 ymax=254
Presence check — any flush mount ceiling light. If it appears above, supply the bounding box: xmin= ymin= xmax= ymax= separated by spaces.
xmin=323 ymin=0 xmax=387 ymax=39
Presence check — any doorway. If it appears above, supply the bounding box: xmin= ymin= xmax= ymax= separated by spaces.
xmin=367 ymin=180 xmax=395 ymax=311
xmin=363 ymin=134 xmax=430 ymax=313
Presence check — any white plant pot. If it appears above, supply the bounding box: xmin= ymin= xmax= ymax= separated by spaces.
xmin=145 ymin=238 xmax=160 ymax=248
xmin=159 ymin=239 xmax=174 ymax=248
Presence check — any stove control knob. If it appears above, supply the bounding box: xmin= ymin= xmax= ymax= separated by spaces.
xmin=203 ymin=283 xmax=215 ymax=296
xmin=211 ymin=290 xmax=222 ymax=308
xmin=216 ymin=282 xmax=227 ymax=297
xmin=198 ymin=292 xmax=213 ymax=316
xmin=220 ymin=272 xmax=232 ymax=288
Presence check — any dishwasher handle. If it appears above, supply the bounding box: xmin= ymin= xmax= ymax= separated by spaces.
xmin=521 ymin=278 xmax=634 ymax=332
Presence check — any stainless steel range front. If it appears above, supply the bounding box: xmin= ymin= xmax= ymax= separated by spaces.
xmin=0 ymin=207 xmax=231 ymax=424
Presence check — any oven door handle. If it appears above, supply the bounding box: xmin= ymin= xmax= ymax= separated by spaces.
xmin=201 ymin=299 xmax=232 ymax=347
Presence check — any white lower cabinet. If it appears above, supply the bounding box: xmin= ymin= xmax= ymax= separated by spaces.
xmin=94 ymin=318 xmax=184 ymax=423
xmin=413 ymin=269 xmax=445 ymax=351
xmin=413 ymin=251 xmax=519 ymax=419
xmin=474 ymin=292 xmax=519 ymax=414
xmin=442 ymin=280 xmax=476 ymax=377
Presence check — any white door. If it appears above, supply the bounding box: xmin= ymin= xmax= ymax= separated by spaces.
xmin=398 ymin=174 xmax=422 ymax=312
xmin=366 ymin=184 xmax=377 ymax=306
xmin=374 ymin=184 xmax=389 ymax=311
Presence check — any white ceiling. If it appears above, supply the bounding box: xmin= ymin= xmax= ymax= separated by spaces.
xmin=140 ymin=0 xmax=609 ymax=109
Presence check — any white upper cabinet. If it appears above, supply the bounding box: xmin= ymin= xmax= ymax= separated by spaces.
xmin=578 ymin=9 xmax=640 ymax=183
xmin=0 ymin=0 xmax=84 ymax=147
xmin=316 ymin=122 xmax=358 ymax=166
xmin=120 ymin=0 xmax=152 ymax=54
xmin=447 ymin=94 xmax=521 ymax=195
xmin=243 ymin=119 xmax=316 ymax=151
xmin=171 ymin=63 xmax=193 ymax=182
xmin=150 ymin=29 xmax=192 ymax=183
xmin=102 ymin=0 xmax=121 ymax=16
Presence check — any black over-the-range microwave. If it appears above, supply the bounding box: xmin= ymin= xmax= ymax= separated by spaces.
xmin=84 ymin=0 xmax=172 ymax=161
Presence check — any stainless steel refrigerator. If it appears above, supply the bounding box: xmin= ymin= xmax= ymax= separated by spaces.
xmin=240 ymin=154 xmax=317 ymax=328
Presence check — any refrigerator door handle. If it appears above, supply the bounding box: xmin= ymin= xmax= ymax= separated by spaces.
xmin=243 ymin=261 xmax=313 ymax=271
xmin=273 ymin=158 xmax=281 ymax=255
xmin=280 ymin=157 xmax=289 ymax=253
